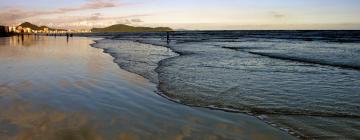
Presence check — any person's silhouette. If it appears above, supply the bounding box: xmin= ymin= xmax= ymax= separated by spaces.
xmin=166 ymin=32 xmax=170 ymax=44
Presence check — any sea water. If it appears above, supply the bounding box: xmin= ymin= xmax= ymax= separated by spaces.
xmin=93 ymin=31 xmax=360 ymax=139
xmin=0 ymin=35 xmax=295 ymax=140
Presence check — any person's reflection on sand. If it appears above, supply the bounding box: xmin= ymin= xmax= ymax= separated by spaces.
xmin=66 ymin=33 xmax=69 ymax=43
xmin=17 ymin=35 xmax=20 ymax=45
xmin=21 ymin=34 xmax=24 ymax=45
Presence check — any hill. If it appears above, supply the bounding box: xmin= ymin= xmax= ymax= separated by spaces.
xmin=19 ymin=22 xmax=67 ymax=31
xmin=91 ymin=24 xmax=173 ymax=32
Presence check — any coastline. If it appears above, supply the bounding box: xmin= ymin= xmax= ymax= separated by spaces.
xmin=1 ymin=35 xmax=359 ymax=139
xmin=147 ymin=39 xmax=360 ymax=140
xmin=0 ymin=36 xmax=297 ymax=139
xmin=89 ymin=38 xmax=303 ymax=139
xmin=88 ymin=32 xmax=360 ymax=139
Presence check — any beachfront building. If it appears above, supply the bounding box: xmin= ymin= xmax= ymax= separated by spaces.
xmin=67 ymin=29 xmax=91 ymax=33
xmin=0 ymin=26 xmax=10 ymax=37
xmin=5 ymin=26 xmax=9 ymax=32
xmin=14 ymin=26 xmax=33 ymax=33
xmin=4 ymin=23 xmax=90 ymax=34
xmin=25 ymin=28 xmax=32 ymax=33
xmin=9 ymin=26 xmax=16 ymax=32
xmin=10 ymin=26 xmax=49 ymax=34
xmin=16 ymin=26 xmax=23 ymax=33
xmin=0 ymin=26 xmax=8 ymax=33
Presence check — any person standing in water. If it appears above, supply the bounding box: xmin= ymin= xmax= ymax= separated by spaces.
xmin=166 ymin=32 xmax=170 ymax=44
xmin=66 ymin=33 xmax=69 ymax=43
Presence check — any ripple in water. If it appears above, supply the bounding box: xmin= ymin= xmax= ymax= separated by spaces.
xmin=94 ymin=31 xmax=360 ymax=139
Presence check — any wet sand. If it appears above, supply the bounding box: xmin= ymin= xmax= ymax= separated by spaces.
xmin=91 ymin=31 xmax=360 ymax=140
xmin=0 ymin=35 xmax=296 ymax=140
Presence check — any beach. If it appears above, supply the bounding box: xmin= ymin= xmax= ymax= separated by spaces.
xmin=1 ymin=0 xmax=359 ymax=139
xmin=0 ymin=35 xmax=295 ymax=140
xmin=89 ymin=31 xmax=360 ymax=139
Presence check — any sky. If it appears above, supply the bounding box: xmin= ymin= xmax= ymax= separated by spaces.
xmin=0 ymin=0 xmax=359 ymax=30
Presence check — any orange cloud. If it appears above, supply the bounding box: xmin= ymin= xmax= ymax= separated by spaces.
xmin=0 ymin=0 xmax=121 ymax=25
xmin=26 ymin=13 xmax=149 ymax=29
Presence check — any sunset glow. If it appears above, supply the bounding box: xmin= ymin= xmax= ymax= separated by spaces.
xmin=1 ymin=0 xmax=360 ymax=30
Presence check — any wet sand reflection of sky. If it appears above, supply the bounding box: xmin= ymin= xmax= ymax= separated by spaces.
xmin=0 ymin=36 xmax=295 ymax=140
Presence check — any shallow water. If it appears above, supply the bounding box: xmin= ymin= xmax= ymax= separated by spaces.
xmin=0 ymin=36 xmax=295 ymax=140
xmin=94 ymin=31 xmax=360 ymax=139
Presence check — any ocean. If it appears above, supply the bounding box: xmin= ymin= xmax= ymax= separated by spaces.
xmin=0 ymin=35 xmax=295 ymax=140
xmin=92 ymin=30 xmax=360 ymax=139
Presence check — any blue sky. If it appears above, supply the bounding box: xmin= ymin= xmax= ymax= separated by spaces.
xmin=0 ymin=0 xmax=359 ymax=29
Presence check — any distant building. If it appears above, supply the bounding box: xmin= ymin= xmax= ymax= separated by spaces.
xmin=25 ymin=28 xmax=32 ymax=33
xmin=0 ymin=26 xmax=10 ymax=37
xmin=0 ymin=26 xmax=7 ymax=33
xmin=9 ymin=26 xmax=15 ymax=32
xmin=0 ymin=26 xmax=10 ymax=32
xmin=4 ymin=26 xmax=9 ymax=32
xmin=16 ymin=26 xmax=23 ymax=33
xmin=69 ymin=29 xmax=91 ymax=33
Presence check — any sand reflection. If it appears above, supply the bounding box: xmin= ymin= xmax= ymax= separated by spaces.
xmin=0 ymin=36 xmax=295 ymax=140
xmin=0 ymin=100 xmax=104 ymax=140
xmin=0 ymin=80 xmax=32 ymax=97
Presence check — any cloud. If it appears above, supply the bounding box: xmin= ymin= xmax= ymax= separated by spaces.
xmin=58 ymin=0 xmax=117 ymax=12
xmin=0 ymin=0 xmax=120 ymax=25
xmin=131 ymin=18 xmax=143 ymax=23
xmin=118 ymin=19 xmax=132 ymax=25
xmin=88 ymin=13 xmax=102 ymax=20
xmin=25 ymin=13 xmax=149 ymax=29
xmin=269 ymin=11 xmax=285 ymax=18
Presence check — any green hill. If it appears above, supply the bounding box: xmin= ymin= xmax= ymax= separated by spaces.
xmin=19 ymin=22 xmax=66 ymax=31
xmin=91 ymin=24 xmax=173 ymax=32
xmin=19 ymin=22 xmax=41 ymax=30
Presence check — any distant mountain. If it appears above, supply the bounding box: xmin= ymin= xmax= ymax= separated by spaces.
xmin=175 ymin=28 xmax=189 ymax=31
xmin=18 ymin=22 xmax=67 ymax=31
xmin=91 ymin=24 xmax=173 ymax=32
xmin=19 ymin=22 xmax=41 ymax=30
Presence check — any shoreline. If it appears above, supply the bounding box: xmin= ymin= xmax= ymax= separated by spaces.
xmin=87 ymin=31 xmax=360 ymax=139
xmin=89 ymin=38 xmax=303 ymax=139
xmin=133 ymin=39 xmax=306 ymax=139
xmin=0 ymin=36 xmax=298 ymax=139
